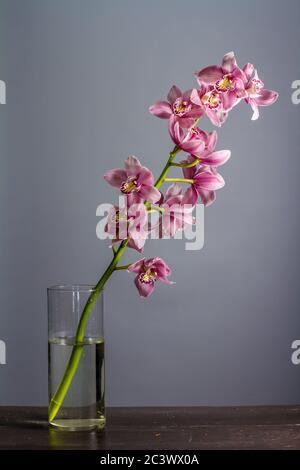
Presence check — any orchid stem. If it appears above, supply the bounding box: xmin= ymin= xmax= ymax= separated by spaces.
xmin=48 ymin=144 xmax=182 ymax=424
xmin=155 ymin=145 xmax=180 ymax=189
xmin=147 ymin=205 xmax=164 ymax=214
xmin=164 ymin=177 xmax=194 ymax=184
xmin=115 ymin=264 xmax=131 ymax=270
xmin=48 ymin=239 xmax=128 ymax=423
xmin=171 ymin=159 xmax=200 ymax=168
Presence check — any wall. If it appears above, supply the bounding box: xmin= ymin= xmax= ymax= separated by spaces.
xmin=0 ymin=0 xmax=299 ymax=405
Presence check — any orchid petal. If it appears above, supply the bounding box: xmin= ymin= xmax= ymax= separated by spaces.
xmin=255 ymin=89 xmax=279 ymax=106
xmin=207 ymin=130 xmax=218 ymax=152
xmin=167 ymin=85 xmax=182 ymax=104
xmin=222 ymin=51 xmax=237 ymax=73
xmin=176 ymin=117 xmax=197 ymax=129
xmin=134 ymin=275 xmax=155 ymax=297
xmin=222 ymin=90 xmax=239 ymax=111
xmin=198 ymin=189 xmax=216 ymax=207
xmin=104 ymin=168 xmax=127 ymax=188
xmin=243 ymin=63 xmax=254 ymax=81
xmin=139 ymin=185 xmax=161 ymax=204
xmin=185 ymin=106 xmax=205 ymax=119
xmin=149 ymin=101 xmax=172 ymax=119
xmin=127 ymin=238 xmax=144 ymax=253
xmin=181 ymin=139 xmax=205 ymax=156
xmin=248 ymin=98 xmax=260 ymax=120
xmin=183 ymin=186 xmax=199 ymax=206
xmin=124 ymin=155 xmax=141 ymax=171
xmin=138 ymin=166 xmax=154 ymax=185
xmin=201 ymin=150 xmax=231 ymax=167
xmin=232 ymin=68 xmax=247 ymax=84
xmin=148 ymin=257 xmax=171 ymax=277
xmin=181 ymin=159 xmax=197 ymax=180
xmin=194 ymin=171 xmax=225 ymax=190
xmin=205 ymin=108 xmax=221 ymax=127
xmin=127 ymin=258 xmax=145 ymax=273
xmin=165 ymin=183 xmax=183 ymax=199
xmin=195 ymin=65 xmax=223 ymax=85
xmin=190 ymin=88 xmax=202 ymax=106
xmin=168 ymin=115 xmax=183 ymax=145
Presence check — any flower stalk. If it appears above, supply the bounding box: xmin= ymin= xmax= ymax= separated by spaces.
xmin=48 ymin=146 xmax=181 ymax=423
xmin=171 ymin=159 xmax=200 ymax=168
xmin=48 ymin=239 xmax=128 ymax=422
xmin=164 ymin=177 xmax=194 ymax=184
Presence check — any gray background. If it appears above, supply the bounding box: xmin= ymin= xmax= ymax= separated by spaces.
xmin=0 ymin=0 xmax=300 ymax=406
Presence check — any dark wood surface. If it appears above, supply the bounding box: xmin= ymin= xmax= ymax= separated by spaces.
xmin=1 ymin=406 xmax=300 ymax=450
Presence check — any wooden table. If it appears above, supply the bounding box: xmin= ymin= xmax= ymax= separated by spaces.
xmin=0 ymin=406 xmax=300 ymax=450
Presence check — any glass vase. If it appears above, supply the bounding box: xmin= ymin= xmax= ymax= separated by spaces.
xmin=48 ymin=285 xmax=105 ymax=431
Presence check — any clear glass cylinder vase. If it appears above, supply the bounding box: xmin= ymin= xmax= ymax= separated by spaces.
xmin=48 ymin=285 xmax=105 ymax=431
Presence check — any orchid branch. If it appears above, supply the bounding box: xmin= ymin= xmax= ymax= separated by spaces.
xmin=49 ymin=144 xmax=182 ymax=423
xmin=147 ymin=205 xmax=165 ymax=214
xmin=115 ymin=264 xmax=131 ymax=270
xmin=49 ymin=51 xmax=279 ymax=424
xmin=171 ymin=159 xmax=200 ymax=168
xmin=164 ymin=177 xmax=194 ymax=184
xmin=154 ymin=145 xmax=181 ymax=189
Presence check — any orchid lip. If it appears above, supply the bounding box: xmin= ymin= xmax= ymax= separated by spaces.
xmin=120 ymin=176 xmax=140 ymax=194
xmin=202 ymin=91 xmax=221 ymax=109
xmin=172 ymin=98 xmax=191 ymax=116
xmin=139 ymin=269 xmax=157 ymax=284
xmin=111 ymin=210 xmax=127 ymax=223
xmin=215 ymin=74 xmax=235 ymax=93
xmin=247 ymin=79 xmax=264 ymax=97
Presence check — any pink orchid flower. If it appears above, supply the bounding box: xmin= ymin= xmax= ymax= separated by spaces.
xmin=242 ymin=64 xmax=279 ymax=120
xmin=154 ymin=184 xmax=194 ymax=238
xmin=191 ymin=128 xmax=218 ymax=157
xmin=168 ymin=115 xmax=205 ymax=156
xmin=191 ymin=87 xmax=229 ymax=127
xmin=193 ymin=52 xmax=247 ymax=126
xmin=128 ymin=257 xmax=173 ymax=297
xmin=149 ymin=85 xmax=204 ymax=128
xmin=182 ymin=157 xmax=225 ymax=206
xmin=187 ymin=128 xmax=231 ymax=167
xmin=104 ymin=156 xmax=161 ymax=204
xmin=105 ymin=202 xmax=148 ymax=252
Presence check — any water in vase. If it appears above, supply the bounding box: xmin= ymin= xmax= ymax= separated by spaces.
xmin=48 ymin=336 xmax=105 ymax=431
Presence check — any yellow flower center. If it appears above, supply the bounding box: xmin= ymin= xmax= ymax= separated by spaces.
xmin=139 ymin=269 xmax=157 ymax=284
xmin=173 ymin=99 xmax=190 ymax=116
xmin=202 ymin=91 xmax=221 ymax=109
xmin=112 ymin=211 xmax=127 ymax=223
xmin=216 ymin=74 xmax=234 ymax=92
xmin=120 ymin=177 xmax=139 ymax=194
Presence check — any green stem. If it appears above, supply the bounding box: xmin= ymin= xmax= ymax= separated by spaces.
xmin=115 ymin=264 xmax=130 ymax=270
xmin=48 ymin=240 xmax=128 ymax=422
xmin=171 ymin=158 xmax=200 ymax=168
xmin=48 ymin=145 xmax=181 ymax=423
xmin=147 ymin=205 xmax=165 ymax=214
xmin=155 ymin=145 xmax=180 ymax=189
xmin=164 ymin=177 xmax=194 ymax=184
